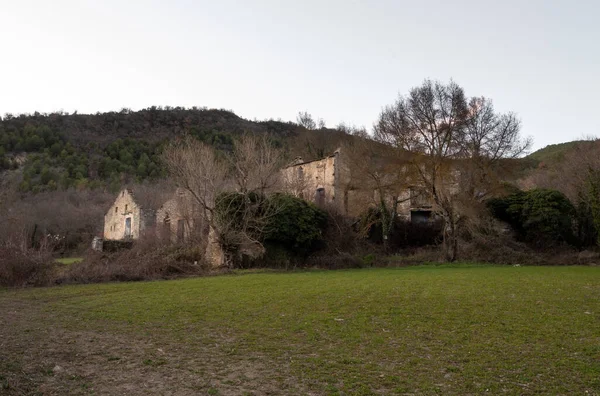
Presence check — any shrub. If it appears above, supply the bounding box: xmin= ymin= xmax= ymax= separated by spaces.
xmin=58 ymin=237 xmax=208 ymax=284
xmin=358 ymin=207 xmax=442 ymax=248
xmin=213 ymin=192 xmax=328 ymax=266
xmin=0 ymin=246 xmax=55 ymax=287
xmin=265 ymin=193 xmax=327 ymax=255
xmin=487 ymin=189 xmax=577 ymax=246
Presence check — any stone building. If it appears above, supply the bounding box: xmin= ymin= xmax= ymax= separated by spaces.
xmin=282 ymin=148 xmax=437 ymax=221
xmin=156 ymin=188 xmax=205 ymax=244
xmin=103 ymin=188 xmax=158 ymax=241
xmin=282 ymin=151 xmax=341 ymax=209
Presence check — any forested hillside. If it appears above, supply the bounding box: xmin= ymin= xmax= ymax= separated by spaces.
xmin=527 ymin=140 xmax=590 ymax=164
xmin=0 ymin=107 xmax=349 ymax=193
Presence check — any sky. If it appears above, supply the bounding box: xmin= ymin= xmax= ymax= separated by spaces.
xmin=1 ymin=0 xmax=598 ymax=150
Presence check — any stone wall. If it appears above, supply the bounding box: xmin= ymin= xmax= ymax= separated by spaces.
xmin=282 ymin=153 xmax=342 ymax=210
xmin=205 ymin=225 xmax=224 ymax=268
xmin=156 ymin=189 xmax=203 ymax=244
xmin=281 ymin=149 xmax=440 ymax=220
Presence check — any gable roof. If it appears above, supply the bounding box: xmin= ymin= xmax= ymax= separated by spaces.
xmin=108 ymin=186 xmax=172 ymax=214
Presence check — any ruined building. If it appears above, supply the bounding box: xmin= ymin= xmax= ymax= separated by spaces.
xmin=282 ymin=147 xmax=436 ymax=222
xmin=156 ymin=188 xmax=205 ymax=244
xmin=282 ymin=151 xmax=340 ymax=208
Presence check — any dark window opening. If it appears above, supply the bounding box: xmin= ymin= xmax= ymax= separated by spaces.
xmin=411 ymin=210 xmax=432 ymax=224
xmin=315 ymin=188 xmax=325 ymax=206
xmin=177 ymin=219 xmax=185 ymax=243
xmin=162 ymin=214 xmax=171 ymax=241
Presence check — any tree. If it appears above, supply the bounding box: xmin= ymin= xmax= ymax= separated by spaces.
xmin=163 ymin=135 xmax=285 ymax=267
xmin=487 ymin=189 xmax=576 ymax=246
xmin=374 ymin=79 xmax=530 ymax=260
xmin=317 ymin=118 xmax=326 ymax=129
xmin=460 ymin=97 xmax=531 ymax=200
xmin=527 ymin=138 xmax=600 ymax=246
xmin=342 ymin=138 xmax=415 ymax=249
xmin=265 ymin=193 xmax=327 ymax=255
xmin=228 ymin=134 xmax=285 ymax=194
xmin=296 ymin=111 xmax=317 ymax=130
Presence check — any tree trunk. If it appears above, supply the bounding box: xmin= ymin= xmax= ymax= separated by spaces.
xmin=443 ymin=215 xmax=458 ymax=262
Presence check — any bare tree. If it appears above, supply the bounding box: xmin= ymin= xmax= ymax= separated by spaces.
xmin=229 ymin=134 xmax=285 ymax=194
xmin=163 ymin=137 xmax=229 ymax=222
xmin=460 ymin=97 xmax=531 ymax=200
xmin=317 ymin=118 xmax=326 ymax=129
xmin=163 ymin=135 xmax=284 ymax=267
xmin=374 ymin=79 xmax=530 ymax=261
xmin=342 ymin=139 xmax=415 ymax=249
xmin=297 ymin=111 xmax=317 ymax=130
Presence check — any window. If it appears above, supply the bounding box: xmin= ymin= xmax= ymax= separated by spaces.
xmin=411 ymin=210 xmax=432 ymax=224
xmin=177 ymin=219 xmax=185 ymax=243
xmin=162 ymin=214 xmax=171 ymax=241
xmin=115 ymin=206 xmax=118 ymax=213
xmin=125 ymin=204 xmax=128 ymax=212
xmin=315 ymin=188 xmax=325 ymax=206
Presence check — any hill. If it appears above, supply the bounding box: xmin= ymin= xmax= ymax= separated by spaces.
xmin=527 ymin=140 xmax=594 ymax=164
xmin=0 ymin=107 xmax=351 ymax=193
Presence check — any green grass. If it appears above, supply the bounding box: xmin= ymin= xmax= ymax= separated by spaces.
xmin=54 ymin=257 xmax=83 ymax=265
xmin=4 ymin=266 xmax=600 ymax=394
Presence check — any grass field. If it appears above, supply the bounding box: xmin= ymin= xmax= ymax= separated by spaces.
xmin=1 ymin=265 xmax=600 ymax=395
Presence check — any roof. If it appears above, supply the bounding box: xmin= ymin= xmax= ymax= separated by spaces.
xmin=284 ymin=151 xmax=339 ymax=169
xmin=118 ymin=185 xmax=174 ymax=211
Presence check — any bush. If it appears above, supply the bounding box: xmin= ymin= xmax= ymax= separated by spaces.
xmin=0 ymin=246 xmax=55 ymax=287
xmin=213 ymin=192 xmax=328 ymax=267
xmin=358 ymin=207 xmax=442 ymax=248
xmin=58 ymin=238 xmax=208 ymax=284
xmin=265 ymin=193 xmax=328 ymax=255
xmin=487 ymin=189 xmax=577 ymax=246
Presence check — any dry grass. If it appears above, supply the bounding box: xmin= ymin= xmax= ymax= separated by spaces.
xmin=0 ymin=246 xmax=55 ymax=287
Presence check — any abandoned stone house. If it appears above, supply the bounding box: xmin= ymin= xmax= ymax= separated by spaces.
xmin=282 ymin=152 xmax=340 ymax=208
xmin=103 ymin=188 xmax=158 ymax=241
xmin=156 ymin=188 xmax=205 ymax=244
xmin=282 ymin=148 xmax=437 ymax=222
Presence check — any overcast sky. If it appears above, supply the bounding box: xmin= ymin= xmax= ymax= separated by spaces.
xmin=1 ymin=0 xmax=598 ymax=150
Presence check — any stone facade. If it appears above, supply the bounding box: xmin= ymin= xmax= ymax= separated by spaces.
xmin=103 ymin=189 xmax=156 ymax=241
xmin=156 ymin=189 xmax=204 ymax=244
xmin=282 ymin=149 xmax=436 ymax=221
xmin=205 ymin=225 xmax=225 ymax=267
xmin=282 ymin=151 xmax=343 ymax=211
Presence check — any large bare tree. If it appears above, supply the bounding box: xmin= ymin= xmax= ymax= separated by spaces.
xmin=374 ymin=79 xmax=530 ymax=260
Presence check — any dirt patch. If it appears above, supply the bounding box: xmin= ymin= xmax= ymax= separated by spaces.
xmin=0 ymin=297 xmax=304 ymax=395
